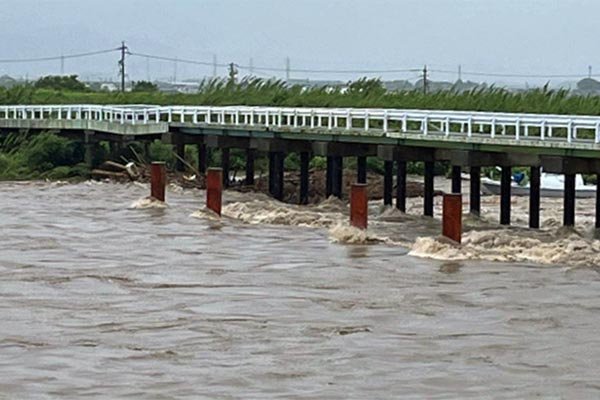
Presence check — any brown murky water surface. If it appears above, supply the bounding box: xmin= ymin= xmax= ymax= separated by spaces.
xmin=1 ymin=181 xmax=599 ymax=399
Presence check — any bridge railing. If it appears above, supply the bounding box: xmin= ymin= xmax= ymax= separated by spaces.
xmin=1 ymin=104 xmax=600 ymax=145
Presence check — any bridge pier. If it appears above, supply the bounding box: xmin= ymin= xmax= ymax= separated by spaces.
xmin=396 ymin=160 xmax=407 ymax=212
xmin=174 ymin=137 xmax=185 ymax=172
xmin=424 ymin=161 xmax=435 ymax=217
xmin=269 ymin=151 xmax=285 ymax=200
xmin=529 ymin=166 xmax=541 ymax=228
xmin=469 ymin=166 xmax=481 ymax=216
xmin=597 ymin=174 xmax=600 ymax=231
xmin=300 ymin=152 xmax=310 ymax=205
xmin=326 ymin=156 xmax=343 ymax=198
xmin=245 ymin=148 xmax=255 ymax=185
xmin=221 ymin=148 xmax=230 ymax=188
xmin=500 ymin=166 xmax=512 ymax=225
xmin=357 ymin=156 xmax=367 ymax=184
xmin=563 ymin=173 xmax=576 ymax=227
xmin=451 ymin=165 xmax=462 ymax=193
xmin=383 ymin=160 xmax=393 ymax=206
xmin=198 ymin=143 xmax=207 ymax=174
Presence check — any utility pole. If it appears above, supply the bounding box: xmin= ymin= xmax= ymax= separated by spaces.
xmin=589 ymin=65 xmax=592 ymax=79
xmin=458 ymin=64 xmax=462 ymax=81
xmin=285 ymin=57 xmax=290 ymax=82
xmin=173 ymin=57 xmax=178 ymax=83
xmin=60 ymin=54 xmax=64 ymax=75
xmin=212 ymin=54 xmax=217 ymax=78
xmin=422 ymin=65 xmax=428 ymax=95
xmin=228 ymin=62 xmax=238 ymax=84
xmin=119 ymin=41 xmax=127 ymax=92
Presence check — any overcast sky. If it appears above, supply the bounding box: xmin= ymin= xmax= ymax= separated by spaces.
xmin=1 ymin=0 xmax=598 ymax=86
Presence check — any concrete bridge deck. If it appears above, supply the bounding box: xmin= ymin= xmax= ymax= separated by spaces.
xmin=1 ymin=104 xmax=600 ymax=230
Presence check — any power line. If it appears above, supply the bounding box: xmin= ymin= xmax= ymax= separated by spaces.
xmin=130 ymin=51 xmax=230 ymax=68
xmin=129 ymin=51 xmax=420 ymax=75
xmin=0 ymin=48 xmax=120 ymax=64
xmin=430 ymin=68 xmax=587 ymax=79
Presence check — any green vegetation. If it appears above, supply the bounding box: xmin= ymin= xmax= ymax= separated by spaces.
xmin=1 ymin=77 xmax=600 ymax=181
xmin=132 ymin=80 xmax=159 ymax=92
xmin=0 ymin=131 xmax=88 ymax=180
xmin=34 ymin=75 xmax=89 ymax=92
xmin=2 ymin=77 xmax=600 ymax=116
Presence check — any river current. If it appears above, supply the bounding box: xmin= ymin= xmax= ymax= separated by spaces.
xmin=0 ymin=180 xmax=599 ymax=399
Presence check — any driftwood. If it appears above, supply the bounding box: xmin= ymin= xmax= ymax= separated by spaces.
xmin=94 ymin=161 xmax=139 ymax=180
xmin=91 ymin=169 xmax=129 ymax=179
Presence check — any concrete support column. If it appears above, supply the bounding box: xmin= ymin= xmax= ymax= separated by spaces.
xmin=500 ymin=166 xmax=512 ymax=225
xmin=326 ymin=156 xmax=333 ymax=197
xmin=175 ymin=138 xmax=185 ymax=172
xmin=299 ymin=152 xmax=310 ymax=205
xmin=269 ymin=151 xmax=285 ymax=201
xmin=326 ymin=156 xmax=343 ymax=198
xmin=424 ymin=161 xmax=435 ymax=217
xmin=109 ymin=141 xmax=120 ymax=160
xmin=383 ymin=160 xmax=393 ymax=206
xmin=469 ymin=166 xmax=481 ymax=216
xmin=529 ymin=166 xmax=541 ymax=229
xmin=563 ymin=173 xmax=576 ymax=227
xmin=221 ymin=148 xmax=230 ymax=188
xmin=596 ymin=174 xmax=600 ymax=231
xmin=245 ymin=148 xmax=255 ymax=185
xmin=357 ymin=155 xmax=367 ymax=184
xmin=198 ymin=143 xmax=207 ymax=174
xmin=451 ymin=165 xmax=462 ymax=193
xmin=83 ymin=131 xmax=95 ymax=168
xmin=396 ymin=160 xmax=407 ymax=212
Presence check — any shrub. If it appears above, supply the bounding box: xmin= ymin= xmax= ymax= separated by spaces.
xmin=23 ymin=132 xmax=82 ymax=172
xmin=148 ymin=139 xmax=174 ymax=166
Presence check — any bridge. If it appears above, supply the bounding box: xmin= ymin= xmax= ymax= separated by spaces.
xmin=2 ymin=104 xmax=600 ymax=230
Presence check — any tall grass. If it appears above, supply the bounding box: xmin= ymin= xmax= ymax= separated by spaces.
xmin=1 ymin=78 xmax=600 ymax=115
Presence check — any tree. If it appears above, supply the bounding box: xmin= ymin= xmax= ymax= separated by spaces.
xmin=34 ymin=75 xmax=88 ymax=91
xmin=347 ymin=77 xmax=386 ymax=96
xmin=132 ymin=80 xmax=159 ymax=92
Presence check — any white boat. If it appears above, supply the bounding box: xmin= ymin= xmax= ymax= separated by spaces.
xmin=481 ymin=173 xmax=597 ymax=198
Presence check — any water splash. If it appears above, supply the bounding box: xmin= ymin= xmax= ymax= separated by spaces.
xmin=129 ymin=196 xmax=167 ymax=209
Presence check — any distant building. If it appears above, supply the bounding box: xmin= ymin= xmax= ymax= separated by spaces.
xmin=100 ymin=83 xmax=118 ymax=92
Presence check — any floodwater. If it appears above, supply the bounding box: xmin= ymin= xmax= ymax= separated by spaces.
xmin=0 ymin=181 xmax=599 ymax=399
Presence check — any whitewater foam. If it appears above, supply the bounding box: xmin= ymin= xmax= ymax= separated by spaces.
xmin=129 ymin=196 xmax=167 ymax=209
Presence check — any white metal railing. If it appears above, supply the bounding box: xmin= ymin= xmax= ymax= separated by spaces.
xmin=2 ymin=104 xmax=600 ymax=146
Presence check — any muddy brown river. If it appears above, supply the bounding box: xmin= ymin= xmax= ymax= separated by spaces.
xmin=1 ymin=181 xmax=599 ymax=399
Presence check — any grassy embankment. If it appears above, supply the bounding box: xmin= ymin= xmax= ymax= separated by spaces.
xmin=1 ymin=78 xmax=600 ymax=181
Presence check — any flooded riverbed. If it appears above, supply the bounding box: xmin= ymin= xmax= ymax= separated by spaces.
xmin=1 ymin=181 xmax=599 ymax=398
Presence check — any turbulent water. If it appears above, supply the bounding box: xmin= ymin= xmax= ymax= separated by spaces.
xmin=1 ymin=180 xmax=599 ymax=398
